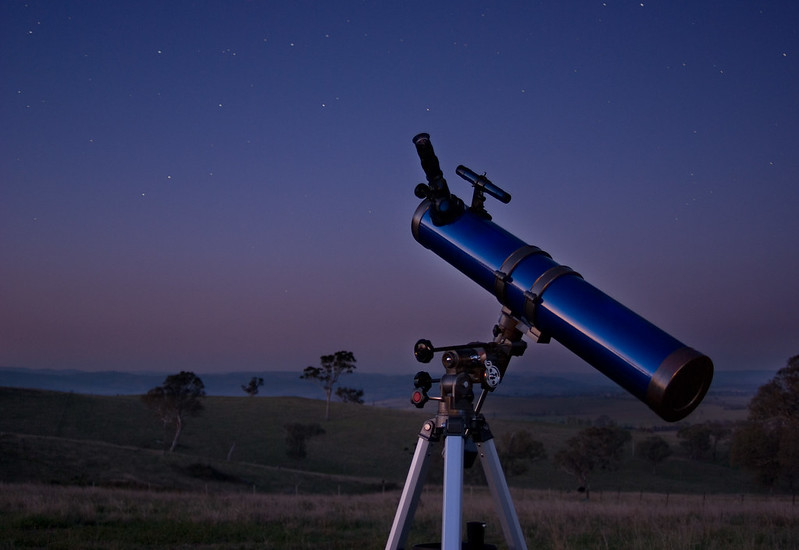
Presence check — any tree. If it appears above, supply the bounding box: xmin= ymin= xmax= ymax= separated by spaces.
xmin=498 ymin=429 xmax=547 ymax=476
xmin=731 ymin=355 xmax=799 ymax=490
xmin=300 ymin=351 xmax=358 ymax=420
xmin=241 ymin=376 xmax=264 ymax=396
xmin=706 ymin=421 xmax=732 ymax=461
xmin=732 ymin=420 xmax=782 ymax=487
xmin=141 ymin=371 xmax=205 ymax=452
xmin=677 ymin=421 xmax=732 ymax=462
xmin=677 ymin=424 xmax=712 ymax=460
xmin=554 ymin=425 xmax=631 ymax=499
xmin=284 ymin=423 xmax=325 ymax=459
xmin=636 ymin=435 xmax=672 ymax=473
xmin=335 ymin=386 xmax=364 ymax=404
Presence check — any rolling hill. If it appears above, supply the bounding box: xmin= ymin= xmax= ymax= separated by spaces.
xmin=0 ymin=384 xmax=762 ymax=496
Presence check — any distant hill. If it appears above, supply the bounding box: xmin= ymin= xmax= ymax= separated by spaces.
xmin=0 ymin=365 xmax=774 ymax=401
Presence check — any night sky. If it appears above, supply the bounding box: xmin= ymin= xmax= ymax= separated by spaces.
xmin=2 ymin=1 xmax=798 ymax=381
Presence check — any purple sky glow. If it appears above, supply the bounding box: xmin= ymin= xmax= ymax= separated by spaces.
xmin=2 ymin=1 xmax=798 ymax=379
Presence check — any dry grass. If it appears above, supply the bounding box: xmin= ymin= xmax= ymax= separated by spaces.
xmin=509 ymin=490 xmax=798 ymax=549
xmin=1 ymin=483 xmax=797 ymax=549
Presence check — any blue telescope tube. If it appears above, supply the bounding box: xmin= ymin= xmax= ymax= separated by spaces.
xmin=412 ymin=200 xmax=713 ymax=422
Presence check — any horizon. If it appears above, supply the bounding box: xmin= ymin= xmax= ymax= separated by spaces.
xmin=0 ymin=362 xmax=782 ymax=376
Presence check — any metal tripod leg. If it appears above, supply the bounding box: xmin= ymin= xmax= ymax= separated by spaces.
xmin=386 ymin=424 xmax=529 ymax=549
xmin=385 ymin=422 xmax=435 ymax=550
xmin=477 ymin=438 xmax=528 ymax=550
xmin=442 ymin=432 xmax=465 ymax=550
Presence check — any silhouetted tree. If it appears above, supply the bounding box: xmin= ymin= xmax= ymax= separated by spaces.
xmin=141 ymin=371 xmax=205 ymax=452
xmin=554 ymin=425 xmax=631 ymax=499
xmin=241 ymin=376 xmax=264 ymax=396
xmin=731 ymin=355 xmax=799 ymax=490
xmin=636 ymin=435 xmax=672 ymax=473
xmin=706 ymin=421 xmax=732 ymax=461
xmin=335 ymin=386 xmax=364 ymax=404
xmin=300 ymin=351 xmax=358 ymax=420
xmin=732 ymin=421 xmax=782 ymax=487
xmin=284 ymin=423 xmax=326 ymax=459
xmin=498 ymin=429 xmax=547 ymax=476
xmin=677 ymin=423 xmax=713 ymax=460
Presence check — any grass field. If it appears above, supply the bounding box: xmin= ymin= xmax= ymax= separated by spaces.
xmin=1 ymin=483 xmax=796 ymax=549
xmin=0 ymin=386 xmax=785 ymax=548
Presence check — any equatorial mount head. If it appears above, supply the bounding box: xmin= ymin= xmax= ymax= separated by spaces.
xmin=411 ymin=338 xmax=516 ymax=394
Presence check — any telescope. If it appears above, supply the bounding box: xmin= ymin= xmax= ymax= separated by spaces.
xmin=410 ymin=133 xmax=712 ymax=422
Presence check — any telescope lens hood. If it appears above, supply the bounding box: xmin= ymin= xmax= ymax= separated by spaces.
xmin=646 ymin=347 xmax=714 ymax=422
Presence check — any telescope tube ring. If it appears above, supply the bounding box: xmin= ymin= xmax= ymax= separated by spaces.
xmin=523 ymin=265 xmax=582 ymax=327
xmin=493 ymin=245 xmax=551 ymax=303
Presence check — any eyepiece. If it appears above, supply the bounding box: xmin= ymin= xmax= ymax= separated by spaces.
xmin=412 ymin=133 xmax=464 ymax=226
xmin=412 ymin=133 xmax=443 ymax=183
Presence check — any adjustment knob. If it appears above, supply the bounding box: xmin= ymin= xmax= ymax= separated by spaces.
xmin=411 ymin=389 xmax=429 ymax=408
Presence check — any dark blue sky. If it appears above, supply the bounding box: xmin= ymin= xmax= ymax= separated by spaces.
xmin=2 ymin=1 xmax=798 ymax=379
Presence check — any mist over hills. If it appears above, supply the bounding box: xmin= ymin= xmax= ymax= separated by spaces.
xmin=0 ymin=366 xmax=773 ymax=402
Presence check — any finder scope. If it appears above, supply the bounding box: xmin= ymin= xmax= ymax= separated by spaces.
xmin=410 ymin=133 xmax=713 ymax=422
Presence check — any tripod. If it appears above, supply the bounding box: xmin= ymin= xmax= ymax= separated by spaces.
xmin=386 ymin=310 xmax=530 ymax=550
